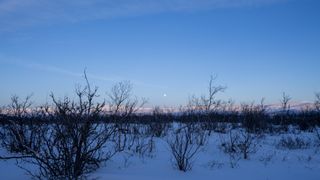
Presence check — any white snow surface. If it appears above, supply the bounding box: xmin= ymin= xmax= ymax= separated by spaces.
xmin=1 ymin=130 xmax=320 ymax=180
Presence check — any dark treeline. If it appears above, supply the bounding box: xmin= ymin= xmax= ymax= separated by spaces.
xmin=1 ymin=102 xmax=320 ymax=132
xmin=0 ymin=73 xmax=320 ymax=179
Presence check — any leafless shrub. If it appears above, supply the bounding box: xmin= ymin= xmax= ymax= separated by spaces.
xmin=108 ymin=81 xmax=147 ymax=118
xmin=215 ymin=122 xmax=230 ymax=134
xmin=187 ymin=75 xmax=226 ymax=114
xmin=0 ymin=72 xmax=147 ymax=179
xmin=201 ymin=75 xmax=227 ymax=112
xmin=313 ymin=93 xmax=320 ymax=145
xmin=220 ymin=129 xmax=260 ymax=161
xmin=132 ymin=135 xmax=155 ymax=159
xmin=147 ymin=122 xmax=170 ymax=138
xmin=145 ymin=107 xmax=171 ymax=137
xmin=314 ymin=127 xmax=320 ymax=146
xmin=276 ymin=136 xmax=311 ymax=150
xmin=17 ymin=73 xmax=115 ymax=179
xmin=220 ymin=130 xmax=239 ymax=155
xmin=297 ymin=154 xmax=313 ymax=163
xmin=236 ymin=130 xmax=260 ymax=160
xmin=314 ymin=92 xmax=320 ymax=112
xmin=281 ymin=92 xmax=292 ymax=113
xmin=278 ymin=92 xmax=292 ymax=130
xmin=241 ymin=99 xmax=268 ymax=133
xmin=9 ymin=94 xmax=33 ymax=117
xmin=0 ymin=94 xmax=44 ymax=155
xmin=219 ymin=130 xmax=240 ymax=168
xmin=206 ymin=160 xmax=224 ymax=169
xmin=167 ymin=124 xmax=207 ymax=172
xmin=186 ymin=75 xmax=226 ymax=137
xmin=259 ymin=151 xmax=276 ymax=166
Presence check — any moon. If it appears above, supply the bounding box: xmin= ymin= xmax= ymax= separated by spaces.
xmin=163 ymin=93 xmax=167 ymax=97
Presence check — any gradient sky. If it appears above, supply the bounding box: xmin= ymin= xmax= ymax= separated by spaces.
xmin=0 ymin=0 xmax=320 ymax=107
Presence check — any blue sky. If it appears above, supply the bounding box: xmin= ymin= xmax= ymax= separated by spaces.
xmin=0 ymin=0 xmax=320 ymax=107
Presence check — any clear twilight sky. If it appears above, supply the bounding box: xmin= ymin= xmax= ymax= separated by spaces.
xmin=0 ymin=0 xmax=319 ymax=107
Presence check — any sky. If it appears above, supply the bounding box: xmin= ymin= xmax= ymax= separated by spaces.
xmin=0 ymin=0 xmax=320 ymax=107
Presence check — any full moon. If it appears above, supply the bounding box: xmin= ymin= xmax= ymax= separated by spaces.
xmin=163 ymin=93 xmax=167 ymax=97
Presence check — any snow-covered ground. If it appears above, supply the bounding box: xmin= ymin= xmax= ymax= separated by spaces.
xmin=1 ymin=130 xmax=320 ymax=180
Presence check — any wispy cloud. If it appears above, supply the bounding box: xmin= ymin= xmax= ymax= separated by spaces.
xmin=0 ymin=58 xmax=124 ymax=82
xmin=0 ymin=0 xmax=288 ymax=31
xmin=0 ymin=57 xmax=167 ymax=89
